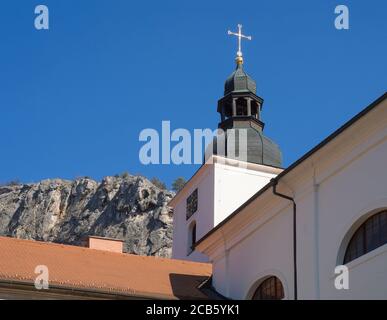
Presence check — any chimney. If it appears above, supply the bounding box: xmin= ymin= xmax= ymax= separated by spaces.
xmin=87 ymin=236 xmax=123 ymax=253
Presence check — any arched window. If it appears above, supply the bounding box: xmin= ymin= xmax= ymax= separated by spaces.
xmin=344 ymin=210 xmax=387 ymax=264
xmin=187 ymin=221 xmax=197 ymax=255
xmin=252 ymin=276 xmax=284 ymax=300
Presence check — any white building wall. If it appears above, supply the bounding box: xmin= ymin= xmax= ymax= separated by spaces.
xmin=171 ymin=157 xmax=281 ymax=263
xmin=172 ymin=166 xmax=214 ymax=262
xmin=197 ymin=98 xmax=387 ymax=299
xmin=213 ymin=205 xmax=294 ymax=299
xmin=315 ymin=134 xmax=387 ymax=299
xmin=213 ymin=162 xmax=279 ymax=226
xmin=294 ymin=186 xmax=322 ymax=299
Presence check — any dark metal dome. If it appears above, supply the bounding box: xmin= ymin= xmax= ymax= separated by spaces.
xmin=209 ymin=122 xmax=282 ymax=168
xmin=224 ymin=63 xmax=257 ymax=95
xmin=213 ymin=55 xmax=282 ymax=168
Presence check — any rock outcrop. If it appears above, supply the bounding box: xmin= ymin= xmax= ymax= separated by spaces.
xmin=0 ymin=175 xmax=174 ymax=257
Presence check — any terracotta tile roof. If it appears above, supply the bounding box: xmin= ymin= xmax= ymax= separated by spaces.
xmin=0 ymin=236 xmax=212 ymax=299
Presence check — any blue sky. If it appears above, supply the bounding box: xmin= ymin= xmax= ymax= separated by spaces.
xmin=0 ymin=0 xmax=386 ymax=188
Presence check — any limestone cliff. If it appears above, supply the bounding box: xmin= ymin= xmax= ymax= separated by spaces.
xmin=0 ymin=175 xmax=174 ymax=257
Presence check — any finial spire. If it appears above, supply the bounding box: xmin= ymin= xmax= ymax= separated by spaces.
xmin=227 ymin=24 xmax=252 ymax=65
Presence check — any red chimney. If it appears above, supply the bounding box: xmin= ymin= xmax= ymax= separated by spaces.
xmin=87 ymin=236 xmax=123 ymax=253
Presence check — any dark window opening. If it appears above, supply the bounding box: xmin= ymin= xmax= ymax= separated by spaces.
xmin=344 ymin=210 xmax=387 ymax=264
xmin=252 ymin=276 xmax=284 ymax=300
xmin=186 ymin=189 xmax=198 ymax=220
xmin=236 ymin=98 xmax=247 ymax=116
xmin=188 ymin=221 xmax=197 ymax=255
xmin=192 ymin=224 xmax=196 ymax=248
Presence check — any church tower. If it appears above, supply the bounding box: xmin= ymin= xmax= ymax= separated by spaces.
xmin=214 ymin=51 xmax=282 ymax=167
xmin=170 ymin=25 xmax=283 ymax=262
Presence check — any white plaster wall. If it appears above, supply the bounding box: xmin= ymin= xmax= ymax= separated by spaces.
xmin=212 ymin=256 xmax=228 ymax=296
xmin=201 ymin=100 xmax=387 ymax=299
xmin=329 ymin=245 xmax=387 ymax=299
xmin=172 ymin=167 xmax=214 ymax=262
xmin=293 ymin=187 xmax=322 ymax=299
xmin=214 ymin=162 xmax=278 ymax=226
xmin=212 ymin=205 xmax=294 ymax=299
xmin=172 ymin=159 xmax=280 ymax=263
xmin=313 ymin=134 xmax=387 ymax=299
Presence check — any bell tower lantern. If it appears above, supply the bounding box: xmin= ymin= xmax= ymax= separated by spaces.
xmin=212 ymin=24 xmax=282 ymax=168
xmin=170 ymin=24 xmax=283 ymax=263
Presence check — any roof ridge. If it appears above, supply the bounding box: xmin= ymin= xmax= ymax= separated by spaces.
xmin=0 ymin=236 xmax=211 ymax=267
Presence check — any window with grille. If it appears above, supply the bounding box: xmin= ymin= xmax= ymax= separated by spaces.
xmin=186 ymin=189 xmax=198 ymax=220
xmin=344 ymin=210 xmax=387 ymax=264
xmin=252 ymin=276 xmax=284 ymax=300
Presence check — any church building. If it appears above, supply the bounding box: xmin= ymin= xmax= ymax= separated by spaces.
xmin=0 ymin=25 xmax=386 ymax=300
xmin=170 ymin=25 xmax=387 ymax=299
